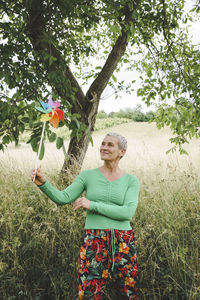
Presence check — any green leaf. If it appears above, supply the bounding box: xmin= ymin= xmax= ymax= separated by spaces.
xmin=39 ymin=141 xmax=45 ymax=160
xmin=49 ymin=55 xmax=57 ymax=66
xmin=112 ymin=74 xmax=117 ymax=82
xmin=56 ymin=137 xmax=63 ymax=149
xmin=31 ymin=137 xmax=40 ymax=152
xmin=110 ymin=23 xmax=121 ymax=34
xmin=166 ymin=149 xmax=171 ymax=154
xmin=19 ymin=123 xmax=25 ymax=133
xmin=49 ymin=132 xmax=57 ymax=142
xmin=147 ymin=68 xmax=152 ymax=78
xmin=2 ymin=135 xmax=10 ymax=144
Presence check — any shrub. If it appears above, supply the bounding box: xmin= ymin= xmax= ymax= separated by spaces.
xmin=96 ymin=110 xmax=108 ymax=119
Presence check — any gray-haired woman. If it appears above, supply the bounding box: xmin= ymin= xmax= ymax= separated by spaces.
xmin=31 ymin=132 xmax=140 ymax=299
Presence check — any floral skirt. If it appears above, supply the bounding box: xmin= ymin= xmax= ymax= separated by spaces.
xmin=77 ymin=229 xmax=138 ymax=300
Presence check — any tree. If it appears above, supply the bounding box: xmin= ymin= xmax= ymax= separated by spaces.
xmin=96 ymin=110 xmax=108 ymax=119
xmin=0 ymin=0 xmax=199 ymax=181
xmin=135 ymin=1 xmax=200 ymax=154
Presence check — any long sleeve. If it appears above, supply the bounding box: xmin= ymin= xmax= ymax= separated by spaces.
xmin=39 ymin=172 xmax=85 ymax=205
xmin=89 ymin=176 xmax=140 ymax=221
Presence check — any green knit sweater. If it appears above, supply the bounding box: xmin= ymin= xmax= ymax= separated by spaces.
xmin=39 ymin=168 xmax=140 ymax=230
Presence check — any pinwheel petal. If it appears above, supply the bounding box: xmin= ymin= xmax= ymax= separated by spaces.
xmin=35 ymin=106 xmax=46 ymax=113
xmin=39 ymin=100 xmax=51 ymax=111
xmin=35 ymin=106 xmax=52 ymax=114
xmin=55 ymin=108 xmax=65 ymax=120
xmin=49 ymin=114 xmax=59 ymax=128
xmin=48 ymin=96 xmax=54 ymax=108
xmin=53 ymin=101 xmax=61 ymax=109
xmin=40 ymin=113 xmax=52 ymax=122
xmin=48 ymin=96 xmax=60 ymax=109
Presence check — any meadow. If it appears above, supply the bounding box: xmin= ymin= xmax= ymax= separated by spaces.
xmin=0 ymin=121 xmax=199 ymax=299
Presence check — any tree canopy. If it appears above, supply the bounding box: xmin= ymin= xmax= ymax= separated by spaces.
xmin=0 ymin=0 xmax=199 ymax=169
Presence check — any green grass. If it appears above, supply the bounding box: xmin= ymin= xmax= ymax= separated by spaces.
xmin=0 ymin=121 xmax=199 ymax=299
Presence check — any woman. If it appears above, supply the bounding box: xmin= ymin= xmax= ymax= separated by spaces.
xmin=31 ymin=132 xmax=140 ymax=300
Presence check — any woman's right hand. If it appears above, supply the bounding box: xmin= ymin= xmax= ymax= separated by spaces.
xmin=31 ymin=168 xmax=46 ymax=186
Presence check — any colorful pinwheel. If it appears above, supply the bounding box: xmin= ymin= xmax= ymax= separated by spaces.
xmin=33 ymin=96 xmax=64 ymax=181
xmin=35 ymin=95 xmax=64 ymax=128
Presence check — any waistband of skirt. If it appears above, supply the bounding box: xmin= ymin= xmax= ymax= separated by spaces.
xmin=84 ymin=228 xmax=134 ymax=232
xmin=83 ymin=228 xmax=135 ymax=237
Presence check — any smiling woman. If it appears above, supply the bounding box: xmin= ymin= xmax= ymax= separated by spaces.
xmin=31 ymin=132 xmax=140 ymax=300
xmin=100 ymin=132 xmax=127 ymax=162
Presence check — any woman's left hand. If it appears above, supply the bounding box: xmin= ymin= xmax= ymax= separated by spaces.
xmin=73 ymin=197 xmax=90 ymax=211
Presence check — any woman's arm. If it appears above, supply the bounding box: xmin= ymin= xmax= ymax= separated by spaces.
xmin=32 ymin=169 xmax=86 ymax=205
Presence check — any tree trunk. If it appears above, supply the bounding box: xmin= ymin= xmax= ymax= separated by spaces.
xmin=59 ymin=93 xmax=99 ymax=185
xmin=59 ymin=130 xmax=92 ymax=185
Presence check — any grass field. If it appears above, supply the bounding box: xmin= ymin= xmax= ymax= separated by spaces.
xmin=0 ymin=121 xmax=199 ymax=299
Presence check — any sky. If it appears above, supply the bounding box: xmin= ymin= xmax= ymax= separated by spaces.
xmin=98 ymin=0 xmax=200 ymax=113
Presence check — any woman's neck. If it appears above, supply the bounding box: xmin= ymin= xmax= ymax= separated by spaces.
xmin=99 ymin=162 xmax=125 ymax=181
xmin=100 ymin=161 xmax=121 ymax=174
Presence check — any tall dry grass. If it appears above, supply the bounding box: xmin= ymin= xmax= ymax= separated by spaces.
xmin=0 ymin=122 xmax=199 ymax=299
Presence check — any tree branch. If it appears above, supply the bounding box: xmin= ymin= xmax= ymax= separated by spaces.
xmin=86 ymin=4 xmax=135 ymax=99
xmin=87 ymin=30 xmax=129 ymax=99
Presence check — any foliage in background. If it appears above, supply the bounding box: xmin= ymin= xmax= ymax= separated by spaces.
xmin=94 ymin=117 xmax=131 ymax=131
xmin=97 ymin=105 xmax=155 ymax=122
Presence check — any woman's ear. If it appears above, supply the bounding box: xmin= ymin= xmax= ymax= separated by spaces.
xmin=120 ymin=148 xmax=126 ymax=159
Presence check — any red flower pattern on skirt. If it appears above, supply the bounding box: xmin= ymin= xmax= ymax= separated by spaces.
xmin=77 ymin=229 xmax=139 ymax=299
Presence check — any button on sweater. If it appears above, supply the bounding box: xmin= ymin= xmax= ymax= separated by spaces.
xmin=39 ymin=168 xmax=140 ymax=230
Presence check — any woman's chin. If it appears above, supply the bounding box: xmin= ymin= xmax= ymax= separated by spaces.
xmin=101 ymin=156 xmax=110 ymax=161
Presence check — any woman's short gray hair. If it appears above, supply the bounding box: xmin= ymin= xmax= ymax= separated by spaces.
xmin=106 ymin=132 xmax=127 ymax=150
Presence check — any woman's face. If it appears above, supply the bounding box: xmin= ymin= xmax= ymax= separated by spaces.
xmin=100 ymin=136 xmax=125 ymax=162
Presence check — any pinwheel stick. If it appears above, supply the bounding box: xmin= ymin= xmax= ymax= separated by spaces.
xmin=33 ymin=121 xmax=46 ymax=182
